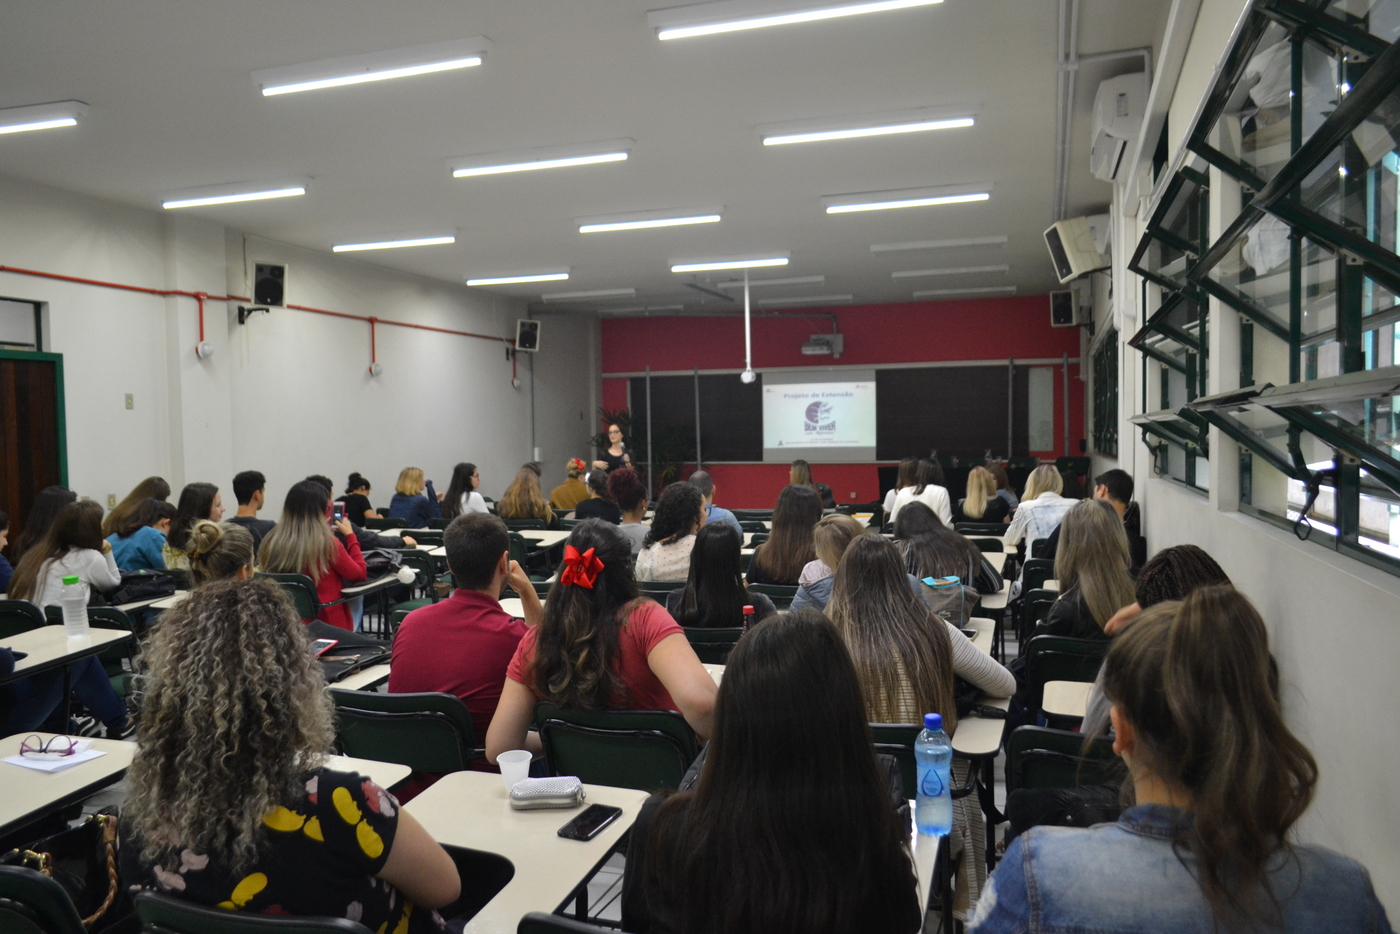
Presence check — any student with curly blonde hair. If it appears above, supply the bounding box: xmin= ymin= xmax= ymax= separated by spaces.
xmin=120 ymin=578 xmax=459 ymax=930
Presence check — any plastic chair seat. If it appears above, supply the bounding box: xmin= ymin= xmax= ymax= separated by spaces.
xmin=136 ymin=892 xmax=372 ymax=933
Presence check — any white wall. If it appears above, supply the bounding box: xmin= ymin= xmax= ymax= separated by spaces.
xmin=0 ymin=172 xmax=598 ymax=515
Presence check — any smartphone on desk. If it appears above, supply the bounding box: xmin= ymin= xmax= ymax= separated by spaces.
xmin=310 ymin=638 xmax=339 ymax=656
xmin=558 ymin=804 xmax=623 ymax=841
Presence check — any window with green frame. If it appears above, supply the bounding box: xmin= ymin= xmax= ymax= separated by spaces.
xmin=1092 ymin=328 xmax=1119 ymax=456
xmin=1157 ymin=0 xmax=1400 ymax=572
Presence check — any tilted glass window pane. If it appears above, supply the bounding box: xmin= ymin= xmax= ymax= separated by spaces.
xmin=1322 ymin=0 xmax=1400 ymax=45
xmin=1298 ymin=83 xmax=1400 ymax=233
xmin=1205 ymin=215 xmax=1292 ymax=337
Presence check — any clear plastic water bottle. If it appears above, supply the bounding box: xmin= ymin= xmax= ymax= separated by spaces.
xmin=915 ymin=712 xmax=953 ymax=836
xmin=60 ymin=575 xmax=89 ymax=638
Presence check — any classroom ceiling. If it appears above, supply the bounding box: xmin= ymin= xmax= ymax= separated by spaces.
xmin=0 ymin=0 xmax=1171 ymax=314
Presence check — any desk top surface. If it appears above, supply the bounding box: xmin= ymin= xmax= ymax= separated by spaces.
xmin=978 ymin=580 xmax=1011 ymax=610
xmin=342 ymin=574 xmax=401 ymax=596
xmin=0 ymin=732 xmax=134 ymax=833
xmin=2 ymin=627 xmax=132 ymax=682
xmin=333 ymin=663 xmax=392 ymax=691
xmin=406 ymin=770 xmax=648 ymax=934
xmin=1041 ymin=680 xmax=1092 ymax=719
xmin=326 ymin=754 xmax=412 ymax=790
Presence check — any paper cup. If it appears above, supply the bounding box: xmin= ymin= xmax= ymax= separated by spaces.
xmin=498 ymin=749 xmax=532 ymax=790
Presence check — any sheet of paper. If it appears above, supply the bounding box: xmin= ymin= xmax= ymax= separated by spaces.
xmin=4 ymin=743 xmax=106 ymax=773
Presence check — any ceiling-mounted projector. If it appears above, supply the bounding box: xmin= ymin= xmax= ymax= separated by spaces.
xmin=802 ymin=333 xmax=843 ymax=358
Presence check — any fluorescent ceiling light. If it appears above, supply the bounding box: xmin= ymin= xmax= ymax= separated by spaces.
xmin=609 ymin=304 xmax=687 ymax=313
xmin=823 ymin=185 xmax=990 ymax=214
xmin=870 ymin=235 xmax=1008 ymax=253
xmin=649 ymin=0 xmax=941 ymax=40
xmin=451 ymin=139 xmax=632 ymax=178
xmin=332 ymin=233 xmax=455 ymax=252
xmin=892 ymin=264 xmax=1009 ymax=279
xmin=757 ymin=294 xmax=853 ymax=307
xmin=764 ymin=117 xmax=971 ymax=146
xmin=0 ymin=100 xmax=88 ymax=135
xmin=161 ymin=178 xmax=310 ymax=209
xmin=912 ymin=286 xmax=1017 ymax=298
xmin=578 ymin=207 xmax=722 ymax=233
xmin=717 ymin=275 xmax=825 ymax=288
xmin=671 ymin=255 xmax=790 ymax=273
xmin=467 ymin=272 xmax=569 ymax=286
xmin=542 ymin=289 xmax=637 ymax=302
xmin=255 ymin=38 xmax=491 ymax=96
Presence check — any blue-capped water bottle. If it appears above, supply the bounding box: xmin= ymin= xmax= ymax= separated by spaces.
xmin=915 ymin=712 xmax=952 ymax=836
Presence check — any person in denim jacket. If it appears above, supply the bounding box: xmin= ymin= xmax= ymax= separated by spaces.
xmin=971 ymin=587 xmax=1393 ymax=934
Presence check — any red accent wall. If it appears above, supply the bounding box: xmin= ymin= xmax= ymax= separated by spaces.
xmin=601 ymin=297 xmax=1084 ymax=508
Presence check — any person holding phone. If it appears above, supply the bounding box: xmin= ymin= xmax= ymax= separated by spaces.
xmin=258 ymin=481 xmax=367 ymax=630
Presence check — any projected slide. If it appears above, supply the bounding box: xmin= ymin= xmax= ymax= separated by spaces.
xmin=762 ymin=371 xmax=877 ymax=462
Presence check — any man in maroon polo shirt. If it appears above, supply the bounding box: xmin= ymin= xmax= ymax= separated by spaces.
xmin=389 ymin=513 xmax=544 ymax=745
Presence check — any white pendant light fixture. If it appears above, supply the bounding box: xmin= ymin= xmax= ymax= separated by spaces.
xmin=161 ymin=178 xmax=311 ymax=209
xmin=467 ymin=271 xmax=569 ymax=286
xmin=822 ymin=184 xmax=990 ymax=214
xmin=578 ymin=207 xmax=722 ymax=234
xmin=451 ymin=139 xmax=632 ymax=178
xmin=0 ymin=101 xmax=88 ymax=135
xmin=254 ymin=38 xmax=491 ymax=96
xmin=648 ymin=0 xmax=941 ymax=40
xmin=332 ymin=232 xmax=456 ymax=252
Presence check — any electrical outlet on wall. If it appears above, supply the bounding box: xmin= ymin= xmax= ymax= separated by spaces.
xmin=124 ymin=393 xmax=133 ymax=410
xmin=108 ymin=494 xmax=117 ymax=508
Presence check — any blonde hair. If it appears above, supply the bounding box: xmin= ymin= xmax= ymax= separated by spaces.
xmin=813 ymin=514 xmax=866 ymax=570
xmin=395 ymin=467 xmax=425 ymax=496
xmin=258 ymin=480 xmax=336 ymax=580
xmin=1022 ymin=464 xmax=1063 ymax=501
xmin=962 ymin=466 xmax=996 ymax=520
xmin=1054 ymin=499 xmax=1136 ymax=629
xmin=186 ymin=520 xmax=255 ymax=586
xmin=124 ymin=579 xmax=334 ymax=873
xmin=498 ymin=467 xmax=554 ymax=524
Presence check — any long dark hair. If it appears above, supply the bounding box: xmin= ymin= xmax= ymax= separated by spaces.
xmin=102 ymin=476 xmax=171 ymax=538
xmin=913 ymin=457 xmax=945 ymax=495
xmin=646 ymin=610 xmax=921 ymax=934
xmin=1104 ymin=586 xmax=1318 ymax=929
xmin=168 ymin=482 xmax=219 ymax=551
xmin=534 ymin=520 xmax=639 ymax=709
xmin=751 ymin=484 xmax=821 ymax=584
xmin=9 ymin=500 xmax=106 ymax=601
xmin=114 ymin=497 xmax=163 ymax=539
xmin=12 ymin=485 xmax=77 ymax=562
xmin=441 ymin=462 xmax=478 ymax=519
xmin=643 ymin=482 xmax=703 ymax=547
xmin=892 ymin=501 xmax=981 ymax=582
xmin=345 ymin=472 xmax=371 ymax=495
xmin=672 ymin=522 xmax=750 ymax=629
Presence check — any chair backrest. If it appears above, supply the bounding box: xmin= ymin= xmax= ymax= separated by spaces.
xmin=1021 ymin=558 xmax=1056 ymax=592
xmin=681 ymin=626 xmax=745 ymax=664
xmin=730 ymin=509 xmax=772 ymax=521
xmin=407 ymin=530 xmax=444 ymax=547
xmin=255 ymin=572 xmax=321 ymax=621
xmin=746 ymin=582 xmax=798 ymax=609
xmin=393 ymin=551 xmax=435 ymax=603
xmin=637 ymin=580 xmax=686 ymax=600
xmin=503 ymin=518 xmax=547 ymax=532
xmin=869 ymin=722 xmax=920 ymax=799
xmin=535 ymin=702 xmax=698 ymax=793
xmin=426 ymin=517 xmax=451 ymax=530
xmin=747 ymin=531 xmax=770 ymax=547
xmin=1022 ymin=635 xmax=1109 ymax=710
xmin=967 ymin=536 xmax=1004 ymax=553
xmin=0 ymin=600 xmax=49 ymax=639
xmin=363 ymin=516 xmax=407 ymax=531
xmin=136 ymin=892 xmax=372 ymax=934
xmin=955 ymin=522 xmax=1009 ymax=536
xmin=1005 ymin=725 xmax=1119 ymax=792
xmin=1019 ymin=588 xmax=1060 ymax=643
xmin=517 ymin=911 xmax=615 ymax=934
xmin=737 ymin=519 xmax=768 ymax=533
xmin=330 ymin=689 xmax=481 ymax=773
xmin=559 ymin=518 xmax=585 ymax=530
xmin=0 ymin=865 xmax=87 ymax=934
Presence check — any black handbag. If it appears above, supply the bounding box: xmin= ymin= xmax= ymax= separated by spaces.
xmin=105 ymin=570 xmax=178 ymax=606
xmin=1 ymin=810 xmax=131 ymax=930
xmin=360 ymin=548 xmax=404 ymax=576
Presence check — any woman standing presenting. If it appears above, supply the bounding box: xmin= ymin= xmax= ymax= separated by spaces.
xmin=594 ymin=423 xmax=632 ymax=472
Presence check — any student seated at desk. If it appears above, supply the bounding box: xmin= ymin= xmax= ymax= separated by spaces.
xmin=485 ymin=520 xmax=716 ymax=763
xmin=388 ymin=467 xmax=442 ymax=528
xmin=120 ymin=578 xmax=460 ymax=932
xmin=666 ymin=523 xmax=776 ymax=627
xmin=610 ymin=467 xmax=651 ymax=555
xmin=497 ymin=467 xmax=558 ymax=529
xmin=227 ymin=470 xmax=277 ymax=552
xmin=745 ymin=484 xmax=822 ymax=586
xmin=892 ymin=502 xmax=1003 ymax=595
xmin=954 ymin=466 xmax=1010 ymax=525
xmin=440 ymin=462 xmax=490 ymax=518
xmin=259 ymin=481 xmax=366 ymax=630
xmin=342 ymin=472 xmax=381 ymax=522
xmin=970 ymin=587 xmax=1394 ymax=934
xmin=620 ymin=609 xmax=922 ymax=934
xmin=107 ymin=498 xmax=174 ymax=572
xmin=1036 ymin=500 xmax=1136 ymax=642
xmin=163 ymin=482 xmax=224 ymax=571
xmin=636 ymin=483 xmax=704 ymax=582
xmin=889 ymin=457 xmax=953 ymax=527
xmin=101 ymin=475 xmax=171 ymax=539
xmin=881 ymin=456 xmax=919 ymax=523
xmin=1003 ymin=465 xmax=1074 ymax=555
xmin=184 ymin=520 xmax=255 ymax=585
xmin=573 ymin=469 xmax=622 ymax=524
xmin=549 ymin=459 xmax=592 ymax=512
xmin=827 ymin=535 xmax=1015 ymax=917
xmin=790 ymin=513 xmax=867 ymax=612
xmin=10 ymin=485 xmax=77 ymax=569
xmin=391 ymin=514 xmax=542 ymax=749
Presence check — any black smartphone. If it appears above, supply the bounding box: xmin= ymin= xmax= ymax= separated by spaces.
xmin=557 ymin=804 xmax=623 ymax=841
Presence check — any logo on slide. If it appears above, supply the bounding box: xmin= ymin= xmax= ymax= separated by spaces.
xmin=804 ymin=401 xmax=836 ymax=433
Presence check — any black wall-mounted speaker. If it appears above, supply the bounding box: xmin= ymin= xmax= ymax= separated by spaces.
xmin=1050 ymin=290 xmax=1076 ymax=327
xmin=516 ymin=319 xmax=540 ymax=352
xmin=253 ymin=263 xmax=286 ymax=306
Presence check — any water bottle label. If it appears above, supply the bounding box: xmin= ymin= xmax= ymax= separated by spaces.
xmin=919 ymin=768 xmax=946 ymax=797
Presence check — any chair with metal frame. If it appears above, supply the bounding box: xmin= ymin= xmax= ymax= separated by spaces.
xmin=44 ymin=605 xmax=139 ymax=697
xmin=517 ymin=912 xmax=614 ymax=934
xmin=503 ymin=518 xmax=547 ymax=532
xmin=1020 ymin=635 xmax=1108 ymax=719
xmin=0 ymin=865 xmax=88 ymax=934
xmin=0 ymin=600 xmax=48 ymax=639
xmin=1018 ymin=588 xmax=1060 ymax=646
xmin=745 ymin=582 xmax=798 ymax=609
xmin=426 ymin=517 xmax=451 ymax=530
xmin=255 ymin=572 xmax=344 ymax=623
xmin=1020 ymin=558 xmax=1055 ymax=593
xmin=363 ymin=516 xmax=407 ymax=531
xmin=135 ymin=892 xmax=372 ymax=934
xmin=736 ymin=519 xmax=768 ymax=533
xmin=955 ymin=522 xmax=1010 ymax=536
xmin=535 ymin=702 xmax=699 ymax=793
xmin=1005 ymin=725 xmax=1118 ymax=794
xmin=681 ymin=626 xmax=745 ymax=664
xmin=967 ymin=536 xmax=1004 ymax=553
xmin=330 ymin=689 xmax=485 ymax=774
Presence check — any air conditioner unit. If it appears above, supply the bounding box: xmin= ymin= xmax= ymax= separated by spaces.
xmin=1044 ymin=214 xmax=1108 ymax=284
xmin=1089 ymin=72 xmax=1148 ymax=183
xmin=801 ymin=333 xmax=843 ymax=358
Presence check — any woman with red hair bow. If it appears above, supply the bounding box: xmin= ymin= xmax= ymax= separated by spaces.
xmin=485 ymin=519 xmax=717 ymax=763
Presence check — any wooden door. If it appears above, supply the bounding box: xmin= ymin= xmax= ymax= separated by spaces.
xmin=0 ymin=351 xmax=67 ymax=562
